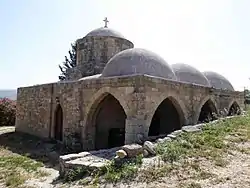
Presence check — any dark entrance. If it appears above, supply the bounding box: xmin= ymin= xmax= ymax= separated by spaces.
xmin=198 ymin=100 xmax=217 ymax=123
xmin=228 ymin=102 xmax=241 ymax=116
xmin=94 ymin=94 xmax=126 ymax=150
xmin=148 ymin=98 xmax=182 ymax=137
xmin=54 ymin=104 xmax=63 ymax=141
xmin=108 ymin=128 xmax=125 ymax=148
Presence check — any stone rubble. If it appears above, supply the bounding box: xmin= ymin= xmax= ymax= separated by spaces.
xmin=143 ymin=141 xmax=156 ymax=155
xmin=116 ymin=149 xmax=127 ymax=158
xmin=171 ymin=130 xmax=183 ymax=136
xmin=121 ymin=144 xmax=143 ymax=158
xmin=59 ymin=115 xmax=243 ymax=178
xmin=181 ymin=125 xmax=202 ymax=133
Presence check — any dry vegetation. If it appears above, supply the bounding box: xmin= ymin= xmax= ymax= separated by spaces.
xmin=0 ymin=111 xmax=249 ymax=187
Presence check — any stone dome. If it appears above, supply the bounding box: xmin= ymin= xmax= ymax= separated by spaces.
xmin=85 ymin=27 xmax=126 ymax=39
xmin=203 ymin=71 xmax=234 ymax=91
xmin=101 ymin=48 xmax=177 ymax=80
xmin=172 ymin=63 xmax=210 ymax=87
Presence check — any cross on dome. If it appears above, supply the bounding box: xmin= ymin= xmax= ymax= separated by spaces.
xmin=103 ymin=17 xmax=109 ymax=28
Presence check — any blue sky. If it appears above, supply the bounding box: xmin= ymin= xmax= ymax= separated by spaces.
xmin=0 ymin=0 xmax=250 ymax=90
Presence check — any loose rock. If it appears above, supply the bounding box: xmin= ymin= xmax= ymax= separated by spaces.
xmin=116 ymin=149 xmax=127 ymax=158
xmin=182 ymin=125 xmax=201 ymax=133
xmin=143 ymin=141 xmax=156 ymax=155
xmin=171 ymin=130 xmax=183 ymax=136
xmin=143 ymin=149 xmax=149 ymax=157
xmin=136 ymin=133 xmax=144 ymax=144
xmin=156 ymin=138 xmax=164 ymax=144
xmin=167 ymin=134 xmax=177 ymax=139
xmin=162 ymin=137 xmax=172 ymax=142
xmin=194 ymin=123 xmax=205 ymax=129
xmin=122 ymin=144 xmax=143 ymax=158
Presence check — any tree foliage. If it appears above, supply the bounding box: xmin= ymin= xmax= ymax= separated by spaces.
xmin=58 ymin=43 xmax=77 ymax=81
xmin=0 ymin=98 xmax=16 ymax=126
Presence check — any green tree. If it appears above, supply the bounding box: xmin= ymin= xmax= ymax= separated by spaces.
xmin=58 ymin=43 xmax=77 ymax=81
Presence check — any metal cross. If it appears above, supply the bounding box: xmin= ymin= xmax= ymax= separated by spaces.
xmin=103 ymin=17 xmax=109 ymax=28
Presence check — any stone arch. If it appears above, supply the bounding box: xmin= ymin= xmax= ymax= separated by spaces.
xmin=84 ymin=92 xmax=127 ymax=150
xmin=196 ymin=97 xmax=218 ymax=123
xmin=148 ymin=96 xmax=185 ymax=137
xmin=54 ymin=104 xmax=63 ymax=141
xmin=84 ymin=87 xmax=129 ymax=119
xmin=228 ymin=101 xmax=241 ymax=116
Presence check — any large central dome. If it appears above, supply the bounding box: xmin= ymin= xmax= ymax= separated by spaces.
xmin=85 ymin=27 xmax=126 ymax=39
xmin=101 ymin=48 xmax=177 ymax=80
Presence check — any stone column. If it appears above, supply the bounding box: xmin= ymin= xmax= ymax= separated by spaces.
xmin=125 ymin=117 xmax=146 ymax=144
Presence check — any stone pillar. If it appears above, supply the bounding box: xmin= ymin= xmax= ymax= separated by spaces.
xmin=125 ymin=117 xmax=146 ymax=144
xmin=124 ymin=90 xmax=147 ymax=144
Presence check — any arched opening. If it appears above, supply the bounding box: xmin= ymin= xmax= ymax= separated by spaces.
xmin=91 ymin=94 xmax=126 ymax=150
xmin=198 ymin=99 xmax=217 ymax=123
xmin=54 ymin=104 xmax=63 ymax=141
xmin=148 ymin=97 xmax=183 ymax=137
xmin=228 ymin=102 xmax=241 ymax=116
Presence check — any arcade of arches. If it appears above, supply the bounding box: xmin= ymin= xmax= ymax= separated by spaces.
xmin=148 ymin=97 xmax=183 ymax=137
xmin=54 ymin=95 xmax=241 ymax=146
xmin=90 ymin=94 xmax=126 ymax=150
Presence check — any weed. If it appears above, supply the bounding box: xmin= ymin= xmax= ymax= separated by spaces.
xmin=0 ymin=155 xmax=43 ymax=187
xmin=5 ymin=172 xmax=27 ymax=188
xmin=186 ymin=182 xmax=202 ymax=188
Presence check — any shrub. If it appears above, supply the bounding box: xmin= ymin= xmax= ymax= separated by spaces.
xmin=0 ymin=98 xmax=16 ymax=126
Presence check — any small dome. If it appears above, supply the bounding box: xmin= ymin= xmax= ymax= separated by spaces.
xmin=172 ymin=63 xmax=210 ymax=87
xmin=85 ymin=27 xmax=126 ymax=39
xmin=203 ymin=71 xmax=234 ymax=91
xmin=101 ymin=48 xmax=177 ymax=80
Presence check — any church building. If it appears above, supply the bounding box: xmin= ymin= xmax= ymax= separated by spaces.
xmin=15 ymin=18 xmax=244 ymax=150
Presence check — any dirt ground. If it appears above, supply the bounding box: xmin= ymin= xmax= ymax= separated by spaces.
xmin=0 ymin=126 xmax=249 ymax=188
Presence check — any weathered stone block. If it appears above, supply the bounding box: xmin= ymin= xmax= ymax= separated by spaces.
xmin=171 ymin=130 xmax=183 ymax=136
xmin=143 ymin=141 xmax=156 ymax=155
xmin=116 ymin=149 xmax=127 ymax=159
xmin=182 ymin=125 xmax=201 ymax=133
xmin=122 ymin=144 xmax=143 ymax=158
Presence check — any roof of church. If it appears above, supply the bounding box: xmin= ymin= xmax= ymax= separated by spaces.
xmin=203 ymin=71 xmax=234 ymax=91
xmin=85 ymin=27 xmax=126 ymax=39
xmin=101 ymin=48 xmax=177 ymax=80
xmin=172 ymin=63 xmax=210 ymax=87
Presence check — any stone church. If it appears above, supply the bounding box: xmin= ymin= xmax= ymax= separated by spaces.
xmin=16 ymin=18 xmax=244 ymax=151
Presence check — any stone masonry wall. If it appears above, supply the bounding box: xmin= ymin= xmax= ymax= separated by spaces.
xmin=78 ymin=76 xmax=145 ymax=150
xmin=16 ymin=75 xmax=244 ymax=150
xmin=140 ymin=76 xmax=244 ymax=139
xmin=16 ymin=84 xmax=53 ymax=138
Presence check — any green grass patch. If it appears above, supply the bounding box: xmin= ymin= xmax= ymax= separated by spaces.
xmin=64 ymin=114 xmax=250 ymax=184
xmin=185 ymin=182 xmax=202 ymax=188
xmin=157 ymin=114 xmax=250 ymax=164
xmin=102 ymin=154 xmax=143 ymax=183
xmin=64 ymin=155 xmax=143 ymax=184
xmin=0 ymin=155 xmax=44 ymax=187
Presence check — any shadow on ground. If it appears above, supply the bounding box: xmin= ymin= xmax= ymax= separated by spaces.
xmin=0 ymin=128 xmax=72 ymax=170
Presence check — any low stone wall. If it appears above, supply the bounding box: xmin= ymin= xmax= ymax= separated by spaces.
xmin=58 ymin=114 xmax=244 ymax=178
